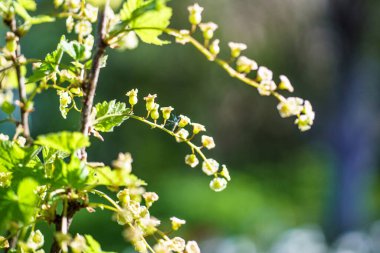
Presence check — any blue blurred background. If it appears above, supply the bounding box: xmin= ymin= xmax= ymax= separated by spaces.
xmin=2 ymin=0 xmax=380 ymax=252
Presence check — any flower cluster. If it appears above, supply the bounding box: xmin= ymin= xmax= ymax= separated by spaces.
xmin=126 ymin=89 xmax=231 ymax=192
xmin=170 ymin=3 xmax=315 ymax=132
xmin=109 ymin=153 xmax=201 ymax=253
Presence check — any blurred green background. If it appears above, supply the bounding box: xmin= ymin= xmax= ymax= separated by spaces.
xmin=2 ymin=0 xmax=380 ymax=252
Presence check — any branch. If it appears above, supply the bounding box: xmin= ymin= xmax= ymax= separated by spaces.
xmin=80 ymin=1 xmax=109 ymax=159
xmin=4 ymin=16 xmax=31 ymax=139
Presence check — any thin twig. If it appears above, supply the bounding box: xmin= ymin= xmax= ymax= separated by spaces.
xmin=80 ymin=1 xmax=109 ymax=159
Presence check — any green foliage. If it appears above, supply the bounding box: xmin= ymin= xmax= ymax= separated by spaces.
xmin=94 ymin=100 xmax=130 ymax=132
xmin=119 ymin=0 xmax=172 ymax=45
xmin=36 ymin=132 xmax=90 ymax=153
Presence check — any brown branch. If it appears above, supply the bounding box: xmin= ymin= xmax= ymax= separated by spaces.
xmin=80 ymin=3 xmax=109 ymax=160
xmin=4 ymin=18 xmax=31 ymax=139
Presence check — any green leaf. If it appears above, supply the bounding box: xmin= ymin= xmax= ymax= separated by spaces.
xmin=1 ymin=101 xmax=15 ymax=114
xmin=18 ymin=0 xmax=36 ymax=11
xmin=17 ymin=178 xmax=38 ymax=223
xmin=119 ymin=0 xmax=172 ymax=45
xmin=51 ymin=156 xmax=89 ymax=189
xmin=36 ymin=132 xmax=90 ymax=153
xmin=0 ymin=141 xmax=41 ymax=171
xmin=61 ymin=40 xmax=86 ymax=61
xmin=94 ymin=100 xmax=130 ymax=132
xmin=88 ymin=166 xmax=146 ymax=188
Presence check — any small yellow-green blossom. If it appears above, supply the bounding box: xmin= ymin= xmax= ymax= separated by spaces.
xmin=0 ymin=172 xmax=12 ymax=187
xmin=75 ymin=20 xmax=92 ymax=36
xmin=26 ymin=230 xmax=44 ymax=250
xmin=258 ymin=80 xmax=277 ymax=96
xmin=201 ymin=135 xmax=215 ymax=149
xmin=64 ymin=0 xmax=80 ymax=12
xmin=170 ymin=217 xmax=186 ymax=231
xmin=185 ymin=154 xmax=199 ymax=168
xmin=175 ymin=30 xmax=191 ymax=45
xmin=192 ymin=123 xmax=206 ymax=134
xmin=161 ymin=106 xmax=174 ymax=120
xmin=295 ymin=100 xmax=315 ymax=131
xmin=188 ymin=3 xmax=204 ymax=25
xmin=175 ymin=128 xmax=189 ymax=142
xmin=236 ymin=56 xmax=258 ymax=74
xmin=209 ymin=39 xmax=220 ymax=56
xmin=186 ymin=241 xmax=201 ymax=253
xmin=84 ymin=35 xmax=95 ymax=51
xmin=228 ymin=42 xmax=247 ymax=58
xmin=16 ymin=136 xmax=26 ymax=147
xmin=144 ymin=94 xmax=157 ymax=111
xmin=126 ymin=89 xmax=138 ymax=106
xmin=171 ymin=237 xmax=186 ymax=252
xmin=257 ymin=66 xmax=273 ymax=82
xmin=0 ymin=236 xmax=9 ymax=249
xmin=210 ymin=177 xmax=227 ymax=192
xmin=142 ymin=192 xmax=159 ymax=208
xmin=277 ymin=97 xmax=303 ymax=118
xmin=220 ymin=164 xmax=231 ymax=181
xmin=178 ymin=115 xmax=191 ymax=128
xmin=0 ymin=133 xmax=9 ymax=141
xmin=117 ymin=189 xmax=131 ymax=206
xmin=66 ymin=16 xmax=74 ymax=33
xmin=151 ymin=104 xmax=160 ymax=121
xmin=5 ymin=32 xmax=17 ymax=53
xmin=58 ymin=91 xmax=72 ymax=119
xmin=278 ymin=75 xmax=294 ymax=92
xmin=199 ymin=22 xmax=218 ymax=40
xmin=112 ymin=152 xmax=133 ymax=173
xmin=84 ymin=3 xmax=98 ymax=23
xmin=70 ymin=234 xmax=87 ymax=253
xmin=0 ymin=89 xmax=13 ymax=106
xmin=202 ymin=159 xmax=219 ymax=175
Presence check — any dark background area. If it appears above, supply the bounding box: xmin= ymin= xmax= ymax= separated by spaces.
xmin=1 ymin=0 xmax=380 ymax=252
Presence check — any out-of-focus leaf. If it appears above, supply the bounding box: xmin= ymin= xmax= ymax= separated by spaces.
xmin=36 ymin=132 xmax=90 ymax=153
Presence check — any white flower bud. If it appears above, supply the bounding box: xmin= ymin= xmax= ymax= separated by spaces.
xmin=112 ymin=152 xmax=133 ymax=173
xmin=277 ymin=97 xmax=303 ymax=118
xmin=70 ymin=234 xmax=87 ymax=253
xmin=188 ymin=3 xmax=204 ymax=25
xmin=186 ymin=241 xmax=201 ymax=253
xmin=27 ymin=230 xmax=44 ymax=250
xmin=84 ymin=4 xmax=98 ymax=23
xmin=236 ymin=56 xmax=258 ymax=74
xmin=257 ymin=66 xmax=273 ymax=82
xmin=258 ymin=80 xmax=276 ymax=96
xmin=199 ymin=22 xmax=218 ymax=40
xmin=278 ymin=75 xmax=294 ymax=92
xmin=170 ymin=217 xmax=186 ymax=231
xmin=75 ymin=20 xmax=92 ymax=36
xmin=171 ymin=237 xmax=186 ymax=252
xmin=228 ymin=42 xmax=247 ymax=58
xmin=175 ymin=129 xmax=189 ymax=142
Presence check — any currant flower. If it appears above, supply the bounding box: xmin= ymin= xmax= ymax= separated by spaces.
xmin=186 ymin=241 xmax=201 ymax=253
xmin=228 ymin=42 xmax=247 ymax=58
xmin=192 ymin=123 xmax=206 ymax=135
xmin=170 ymin=217 xmax=186 ymax=231
xmin=201 ymin=135 xmax=215 ymax=149
xmin=126 ymin=89 xmax=138 ymax=107
xmin=16 ymin=136 xmax=26 ymax=147
xmin=277 ymin=97 xmax=304 ymax=118
xmin=70 ymin=234 xmax=87 ymax=253
xmin=199 ymin=22 xmax=218 ymax=40
xmin=257 ymin=66 xmax=273 ymax=82
xmin=119 ymin=32 xmax=139 ymax=50
xmin=66 ymin=16 xmax=74 ymax=33
xmin=210 ymin=177 xmax=228 ymax=192
xmin=64 ymin=0 xmax=80 ymax=12
xmin=188 ymin=3 xmax=204 ymax=25
xmin=220 ymin=164 xmax=231 ymax=181
xmin=236 ymin=56 xmax=258 ymax=74
xmin=171 ymin=237 xmax=186 ymax=252
xmin=142 ymin=192 xmax=159 ymax=208
xmin=84 ymin=3 xmax=98 ymax=23
xmin=26 ymin=230 xmax=44 ymax=250
xmin=75 ymin=20 xmax=92 ymax=36
xmin=0 ymin=172 xmax=12 ymax=187
xmin=185 ymin=154 xmax=199 ymax=168
xmin=112 ymin=152 xmax=133 ymax=173
xmin=209 ymin=39 xmax=220 ymax=56
xmin=258 ymin=80 xmax=277 ymax=96
xmin=175 ymin=29 xmax=191 ymax=45
xmin=178 ymin=115 xmax=191 ymax=128
xmin=144 ymin=94 xmax=157 ymax=112
xmin=202 ymin=159 xmax=219 ymax=175
xmin=0 ymin=133 xmax=9 ymax=141
xmin=150 ymin=104 xmax=160 ymax=122
xmin=161 ymin=106 xmax=174 ymax=122
xmin=175 ymin=128 xmax=189 ymax=142
xmin=278 ymin=75 xmax=294 ymax=92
